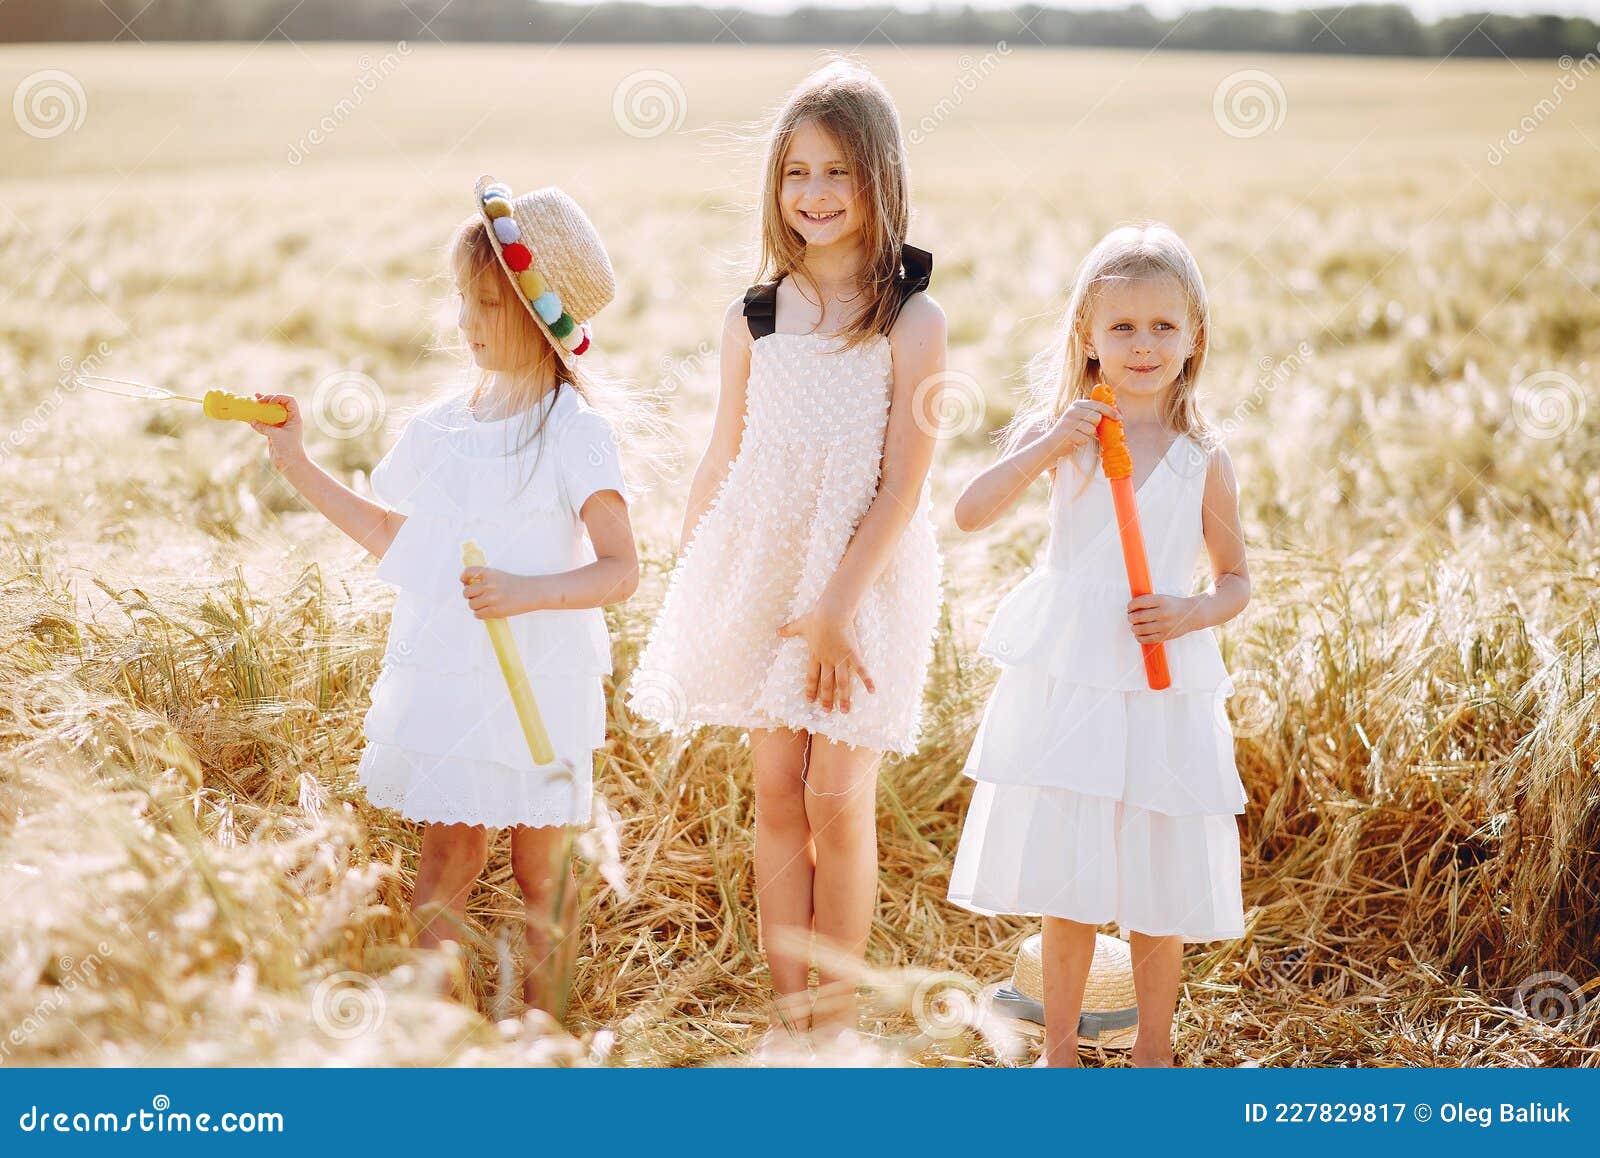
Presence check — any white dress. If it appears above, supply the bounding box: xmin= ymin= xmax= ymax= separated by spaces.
xmin=947 ymin=433 xmax=1247 ymax=942
xmin=357 ymin=384 xmax=629 ymax=829
xmin=626 ymin=331 xmax=944 ymax=755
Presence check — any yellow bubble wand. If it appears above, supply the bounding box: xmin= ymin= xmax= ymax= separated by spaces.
xmin=461 ymin=540 xmax=556 ymax=766
xmin=73 ymin=373 xmax=289 ymax=426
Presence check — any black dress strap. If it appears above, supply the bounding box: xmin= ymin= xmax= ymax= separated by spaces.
xmin=742 ymin=242 xmax=933 ymax=340
xmin=742 ymin=280 xmax=779 ymax=340
xmin=886 ymin=243 xmax=934 ymax=331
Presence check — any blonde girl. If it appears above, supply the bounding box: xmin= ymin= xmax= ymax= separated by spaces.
xmin=251 ymin=177 xmax=648 ymax=1019
xmin=948 ymin=222 xmax=1251 ymax=1067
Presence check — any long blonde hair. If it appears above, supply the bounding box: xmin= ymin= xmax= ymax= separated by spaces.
xmin=433 ymin=213 xmax=668 ymax=496
xmin=1002 ymin=221 xmax=1217 ymax=494
xmin=753 ymin=56 xmax=912 ymax=352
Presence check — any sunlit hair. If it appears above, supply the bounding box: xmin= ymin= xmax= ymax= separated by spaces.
xmin=1001 ymin=221 xmax=1216 ymax=497
xmin=753 ymin=55 xmax=912 ymax=352
xmin=421 ymin=214 xmax=669 ymax=496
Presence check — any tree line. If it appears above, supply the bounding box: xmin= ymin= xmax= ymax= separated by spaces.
xmin=2 ymin=1 xmax=1595 ymax=60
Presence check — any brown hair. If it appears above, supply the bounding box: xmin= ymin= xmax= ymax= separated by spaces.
xmin=753 ymin=56 xmax=912 ymax=352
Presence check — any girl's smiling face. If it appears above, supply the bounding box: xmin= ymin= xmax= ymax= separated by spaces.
xmin=780 ymin=118 xmax=860 ymax=247
xmin=1085 ymin=275 xmax=1197 ymax=398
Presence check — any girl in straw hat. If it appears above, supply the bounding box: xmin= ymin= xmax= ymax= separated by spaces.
xmin=625 ymin=57 xmax=946 ymax=1045
xmin=947 ymin=222 xmax=1251 ymax=1066
xmin=250 ymin=176 xmax=654 ymax=1019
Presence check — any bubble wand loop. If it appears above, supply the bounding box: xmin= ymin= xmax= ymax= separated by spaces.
xmin=1091 ymin=383 xmax=1172 ymax=692
xmin=461 ymin=540 xmax=557 ymax=766
xmin=72 ymin=374 xmax=289 ymax=426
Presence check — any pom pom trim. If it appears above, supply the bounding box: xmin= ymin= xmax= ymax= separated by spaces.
xmin=479 ymin=180 xmax=594 ymax=358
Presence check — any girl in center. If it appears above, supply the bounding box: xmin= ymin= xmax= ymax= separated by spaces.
xmin=627 ymin=59 xmax=947 ymax=1043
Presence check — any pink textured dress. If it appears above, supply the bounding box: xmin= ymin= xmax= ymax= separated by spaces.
xmin=626 ymin=247 xmax=943 ymax=755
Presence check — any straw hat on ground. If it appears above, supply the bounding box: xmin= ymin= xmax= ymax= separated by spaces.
xmin=985 ymin=931 xmax=1140 ymax=1050
xmin=473 ymin=174 xmax=615 ymax=372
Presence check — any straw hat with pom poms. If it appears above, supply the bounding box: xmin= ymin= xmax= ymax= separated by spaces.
xmin=474 ymin=175 xmax=615 ymax=372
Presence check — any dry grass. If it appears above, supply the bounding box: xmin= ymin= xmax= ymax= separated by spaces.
xmin=1 ymin=43 xmax=1597 ymax=1066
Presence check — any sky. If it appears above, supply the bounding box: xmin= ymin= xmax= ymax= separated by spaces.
xmin=642 ymin=1 xmax=1600 ymax=19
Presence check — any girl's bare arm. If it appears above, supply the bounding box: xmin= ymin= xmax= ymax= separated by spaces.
xmin=281 ymin=455 xmax=403 ymax=560
xmin=251 ymin=393 xmax=403 ymax=559
xmin=953 ymin=397 xmax=1119 ymax=533
xmin=1187 ymin=445 xmax=1250 ymax=629
xmin=508 ymin=490 xmax=640 ymax=613
xmin=815 ymin=294 xmax=947 ymax=617
xmin=677 ymin=297 xmax=753 ymax=552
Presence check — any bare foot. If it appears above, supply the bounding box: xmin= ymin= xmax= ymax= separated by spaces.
xmin=754 ymin=1021 xmax=814 ymax=1063
xmin=417 ymin=943 xmax=469 ymax=1003
xmin=1036 ymin=1041 xmax=1082 ymax=1067
xmin=755 ymin=1022 xmax=808 ymax=1048
xmin=752 ymin=992 xmax=813 ymax=1060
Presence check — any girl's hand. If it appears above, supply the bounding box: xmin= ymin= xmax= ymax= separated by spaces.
xmin=248 ymin=393 xmax=306 ymax=472
xmin=460 ymin=565 xmax=534 ymax=620
xmin=1045 ymin=397 xmax=1121 ymax=461
xmin=776 ymin=600 xmax=876 ymax=713
xmin=1127 ymin=593 xmax=1199 ymax=645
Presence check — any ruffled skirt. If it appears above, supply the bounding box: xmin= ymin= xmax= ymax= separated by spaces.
xmin=357 ymin=665 xmax=606 ymax=829
xmin=948 ymin=779 xmax=1246 ymax=942
xmin=948 ymin=567 xmax=1248 ymax=941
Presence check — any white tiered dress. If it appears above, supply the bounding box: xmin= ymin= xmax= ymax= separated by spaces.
xmin=626 ymin=332 xmax=944 ymax=756
xmin=947 ymin=433 xmax=1247 ymax=942
xmin=356 ymin=384 xmax=629 ymax=829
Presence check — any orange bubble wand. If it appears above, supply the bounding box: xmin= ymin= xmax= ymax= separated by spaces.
xmin=1091 ymin=383 xmax=1171 ymax=691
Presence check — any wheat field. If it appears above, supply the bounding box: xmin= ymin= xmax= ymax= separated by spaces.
xmin=1 ymin=42 xmax=1597 ymax=1066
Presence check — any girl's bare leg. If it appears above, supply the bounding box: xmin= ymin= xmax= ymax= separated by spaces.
xmin=510 ymin=823 xmax=579 ymax=1022
xmin=802 ymin=737 xmax=881 ymax=1036
xmin=1041 ymin=916 xmax=1098 ymax=1066
xmin=415 ymin=822 xmax=491 ymax=949
xmin=414 ymin=822 xmax=491 ymax=999
xmin=1127 ymin=930 xmax=1182 ymax=1067
xmin=750 ymin=727 xmax=816 ymax=1036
